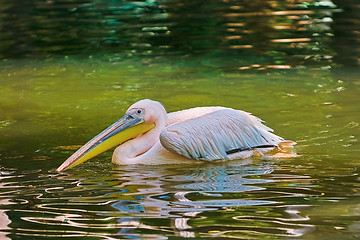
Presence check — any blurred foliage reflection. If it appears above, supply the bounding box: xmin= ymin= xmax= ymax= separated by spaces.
xmin=0 ymin=0 xmax=359 ymax=68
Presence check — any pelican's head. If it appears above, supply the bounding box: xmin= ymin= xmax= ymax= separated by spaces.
xmin=56 ymin=99 xmax=165 ymax=172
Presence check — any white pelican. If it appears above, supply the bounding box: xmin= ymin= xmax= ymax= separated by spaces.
xmin=56 ymin=99 xmax=295 ymax=172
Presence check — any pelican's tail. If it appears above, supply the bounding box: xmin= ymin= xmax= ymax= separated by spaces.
xmin=278 ymin=140 xmax=296 ymax=150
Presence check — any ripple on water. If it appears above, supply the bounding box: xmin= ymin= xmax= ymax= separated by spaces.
xmin=3 ymin=160 xmax=356 ymax=239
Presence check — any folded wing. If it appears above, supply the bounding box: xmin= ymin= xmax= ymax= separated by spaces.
xmin=159 ymin=109 xmax=284 ymax=161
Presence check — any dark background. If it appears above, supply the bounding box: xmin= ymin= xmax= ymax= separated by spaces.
xmin=0 ymin=0 xmax=358 ymax=67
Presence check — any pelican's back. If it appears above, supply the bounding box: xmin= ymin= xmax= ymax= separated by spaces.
xmin=160 ymin=109 xmax=284 ymax=161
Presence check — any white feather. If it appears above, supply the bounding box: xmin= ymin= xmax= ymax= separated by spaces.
xmin=160 ymin=109 xmax=283 ymax=161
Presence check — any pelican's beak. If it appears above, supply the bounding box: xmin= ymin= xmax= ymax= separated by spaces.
xmin=55 ymin=114 xmax=155 ymax=172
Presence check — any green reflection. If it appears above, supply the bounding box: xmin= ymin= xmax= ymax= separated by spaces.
xmin=0 ymin=57 xmax=359 ymax=170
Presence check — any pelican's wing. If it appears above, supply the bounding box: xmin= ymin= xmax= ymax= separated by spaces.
xmin=160 ymin=109 xmax=284 ymax=161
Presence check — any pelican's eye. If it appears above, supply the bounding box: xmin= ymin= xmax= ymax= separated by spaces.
xmin=128 ymin=108 xmax=144 ymax=119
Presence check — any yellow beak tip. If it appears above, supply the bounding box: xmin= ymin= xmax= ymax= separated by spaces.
xmin=55 ymin=122 xmax=156 ymax=171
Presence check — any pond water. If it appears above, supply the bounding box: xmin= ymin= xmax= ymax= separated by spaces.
xmin=0 ymin=0 xmax=359 ymax=239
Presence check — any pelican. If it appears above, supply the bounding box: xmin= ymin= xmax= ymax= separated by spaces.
xmin=56 ymin=99 xmax=295 ymax=172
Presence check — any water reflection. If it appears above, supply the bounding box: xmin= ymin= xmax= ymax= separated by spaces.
xmin=109 ymin=161 xmax=277 ymax=237
xmin=0 ymin=179 xmax=11 ymax=240
xmin=1 ymin=0 xmax=358 ymax=68
xmin=0 ymin=58 xmax=358 ymax=237
xmin=331 ymin=0 xmax=360 ymax=67
xmin=1 ymin=156 xmax=360 ymax=239
xmin=0 ymin=1 xmax=359 ymax=239
xmin=0 ymin=160 xmax=331 ymax=239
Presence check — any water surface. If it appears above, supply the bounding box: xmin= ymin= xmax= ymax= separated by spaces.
xmin=0 ymin=0 xmax=359 ymax=239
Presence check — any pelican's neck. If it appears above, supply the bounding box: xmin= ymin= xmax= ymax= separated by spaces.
xmin=112 ymin=110 xmax=168 ymax=165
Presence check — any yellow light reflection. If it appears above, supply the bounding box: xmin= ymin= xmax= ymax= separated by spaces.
xmin=271 ymin=38 xmax=311 ymax=43
xmin=229 ymin=45 xmax=253 ymax=49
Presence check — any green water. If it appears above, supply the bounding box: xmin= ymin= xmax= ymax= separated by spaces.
xmin=1 ymin=0 xmax=360 ymax=239
xmin=0 ymin=57 xmax=359 ymax=239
